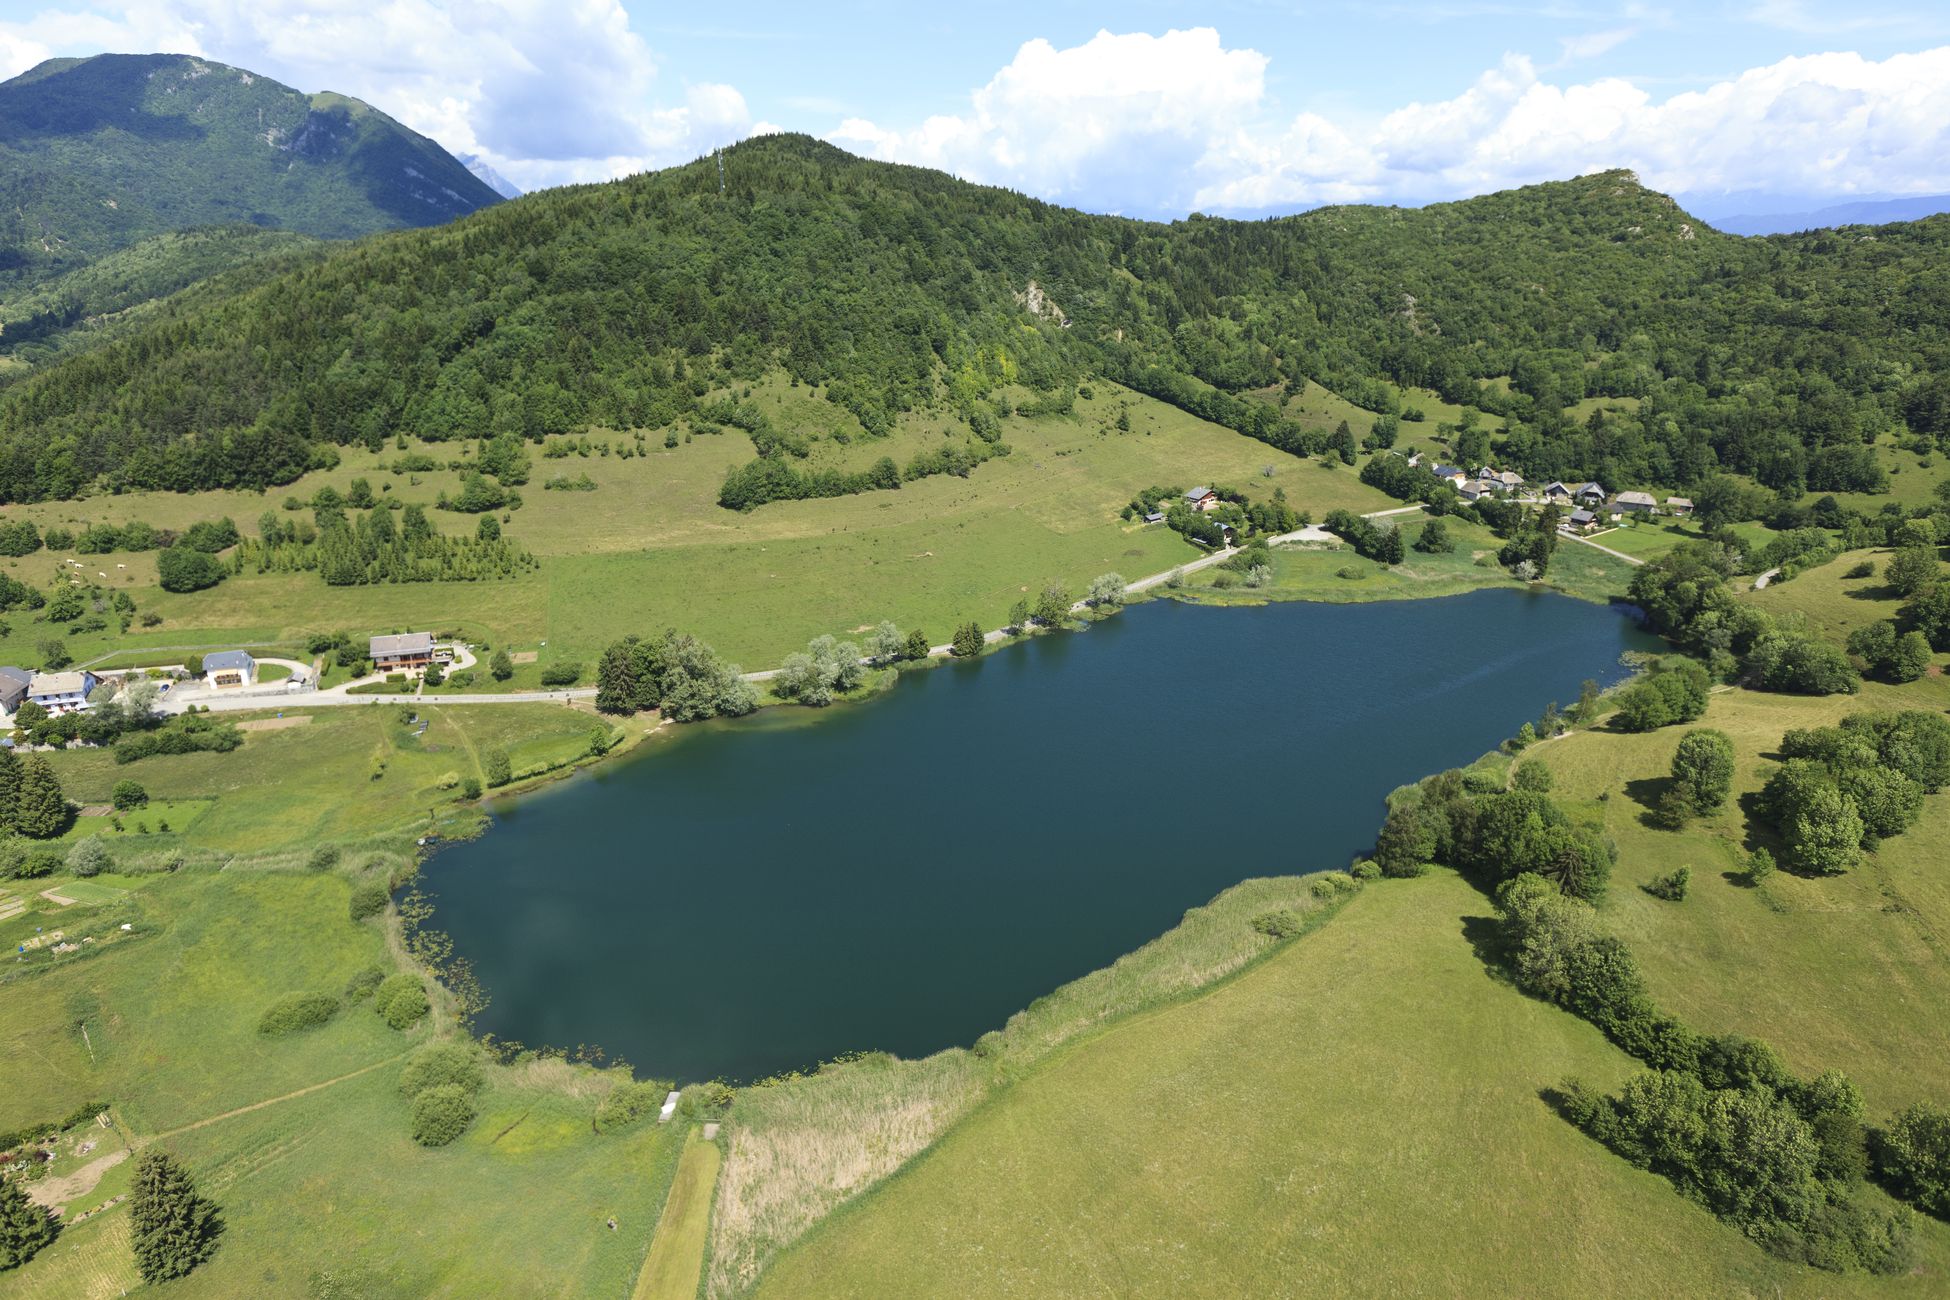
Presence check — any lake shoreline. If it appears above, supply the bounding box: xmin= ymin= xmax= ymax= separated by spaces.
xmin=422 ymin=590 xmax=1660 ymax=1084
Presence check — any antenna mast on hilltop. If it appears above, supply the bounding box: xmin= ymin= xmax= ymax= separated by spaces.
xmin=716 ymin=148 xmax=725 ymax=195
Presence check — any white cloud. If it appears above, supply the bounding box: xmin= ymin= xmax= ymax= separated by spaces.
xmin=836 ymin=33 xmax=1950 ymax=214
xmin=0 ymin=0 xmax=757 ymax=190
xmin=832 ymin=28 xmax=1268 ymax=213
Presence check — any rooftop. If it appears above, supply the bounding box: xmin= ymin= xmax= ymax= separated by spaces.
xmin=370 ymin=632 xmax=435 ymax=657
xmin=204 ymin=650 xmax=256 ymax=672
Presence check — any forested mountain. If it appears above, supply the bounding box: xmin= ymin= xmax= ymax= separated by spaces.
xmin=0 ymin=224 xmax=321 ymax=364
xmin=0 ymin=53 xmax=499 ymax=291
xmin=0 ymin=132 xmax=1945 ymax=503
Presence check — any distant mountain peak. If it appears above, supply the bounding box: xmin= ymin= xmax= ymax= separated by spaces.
xmin=457 ymin=153 xmax=522 ymax=200
xmin=0 ymin=51 xmax=500 ymax=288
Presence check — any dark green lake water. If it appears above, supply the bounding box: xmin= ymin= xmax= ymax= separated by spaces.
xmin=423 ymin=590 xmax=1659 ymax=1082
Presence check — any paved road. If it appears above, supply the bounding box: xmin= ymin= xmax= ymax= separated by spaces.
xmin=153 ymin=502 xmax=1419 ymax=711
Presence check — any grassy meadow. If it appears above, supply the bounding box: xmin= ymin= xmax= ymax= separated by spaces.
xmin=33 ymin=701 xmax=624 ymax=855
xmin=0 ymin=818 xmax=689 ymax=1300
xmin=0 ymin=381 xmax=1403 ymax=675
xmin=753 ymin=872 xmax=1949 ymax=1299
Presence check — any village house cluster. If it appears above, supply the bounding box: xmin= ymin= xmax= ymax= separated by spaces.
xmin=0 ymin=629 xmax=447 ymax=730
xmin=1401 ymin=452 xmax=1694 ymax=535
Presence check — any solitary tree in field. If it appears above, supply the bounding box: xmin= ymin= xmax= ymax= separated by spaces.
xmin=951 ymin=622 xmax=984 ymax=657
xmin=0 ymin=747 xmax=19 ymax=835
xmin=129 ymin=1149 xmax=221 ymax=1283
xmin=1670 ymin=729 xmax=1736 ymax=816
xmin=0 ymin=1176 xmax=57 ymax=1270
xmin=489 ymin=648 xmax=514 ymax=681
xmin=482 ymin=747 xmax=513 ymax=788
xmin=903 ymin=629 xmax=931 ymax=660
xmin=1008 ymin=598 xmax=1030 ymax=630
xmin=1885 ymin=545 xmax=1941 ymax=599
xmin=13 ymin=756 xmax=67 ymax=840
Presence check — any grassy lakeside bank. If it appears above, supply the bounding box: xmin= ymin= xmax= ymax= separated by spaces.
xmin=752 ymin=872 xmax=1948 ymax=1299
xmin=0 ymin=844 xmax=691 ymax=1300
xmin=702 ymin=874 xmax=1360 ymax=1298
xmin=733 ymin=570 xmax=1950 ymax=1297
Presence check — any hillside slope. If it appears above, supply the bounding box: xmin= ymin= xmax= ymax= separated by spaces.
xmin=0 ymin=133 xmax=1945 ymax=503
xmin=0 ymin=52 xmax=499 ymax=291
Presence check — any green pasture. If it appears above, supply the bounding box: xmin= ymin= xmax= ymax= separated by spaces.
xmin=754 ymin=872 xmax=1949 ymax=1298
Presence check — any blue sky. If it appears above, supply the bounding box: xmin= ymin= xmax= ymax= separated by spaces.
xmin=1 ymin=1 xmax=1947 ymax=216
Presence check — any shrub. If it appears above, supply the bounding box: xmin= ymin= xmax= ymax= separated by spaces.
xmin=409 ymin=1084 xmax=477 ymax=1147
xmin=482 ymin=747 xmax=512 ymax=788
xmin=65 ymin=836 xmax=112 ymax=878
xmin=156 ymin=546 xmax=224 ymax=593
xmin=539 ymin=662 xmax=582 ymax=687
xmin=258 ymin=992 xmax=339 ymax=1036
xmin=342 ymin=965 xmax=387 ymax=1002
xmin=594 ymin=1080 xmax=670 ymax=1133
xmin=348 ymin=880 xmax=390 ymax=921
xmin=399 ymin=1043 xmax=485 ymax=1099
xmin=1844 ymin=559 xmax=1876 ymax=579
xmin=1512 ymin=760 xmax=1554 ymax=792
xmin=307 ymin=845 xmax=341 ymax=872
xmin=1746 ymin=848 xmax=1777 ymax=884
xmin=1644 ymin=866 xmax=1691 ymax=901
xmin=1874 ymin=1102 xmax=1950 ymax=1218
xmin=1251 ymin=908 xmax=1306 ymax=938
xmin=489 ymin=649 xmax=513 ymax=681
xmin=110 ymin=779 xmax=149 ymax=811
xmin=373 ymin=973 xmax=429 ymax=1029
xmin=459 ymin=777 xmax=482 ymax=800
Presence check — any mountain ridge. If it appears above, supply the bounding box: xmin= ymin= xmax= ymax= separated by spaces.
xmin=0 ymin=52 xmax=500 ymax=290
xmin=0 ymin=132 xmax=1942 ymax=505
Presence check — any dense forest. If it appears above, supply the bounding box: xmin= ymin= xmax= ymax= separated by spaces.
xmin=0 ymin=132 xmax=1945 ymax=503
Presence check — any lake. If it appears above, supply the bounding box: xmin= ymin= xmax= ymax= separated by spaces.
xmin=422 ymin=589 xmax=1660 ymax=1082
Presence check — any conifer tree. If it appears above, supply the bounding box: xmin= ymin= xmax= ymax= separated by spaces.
xmin=12 ymin=755 xmax=66 ymax=840
xmin=0 ymin=1176 xmax=58 ymax=1271
xmin=129 ymin=1149 xmax=221 ymax=1283
xmin=0 ymin=746 xmax=20 ymax=835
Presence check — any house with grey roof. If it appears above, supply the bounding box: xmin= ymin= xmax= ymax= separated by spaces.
xmin=0 ymin=666 xmax=31 ymax=718
xmin=1183 ymin=487 xmax=1220 ymax=513
xmin=203 ymin=650 xmax=257 ymax=689
xmin=370 ymin=632 xmax=438 ymax=672
xmin=28 ymin=670 xmax=100 ymax=715
xmin=1613 ymin=491 xmax=1659 ymax=515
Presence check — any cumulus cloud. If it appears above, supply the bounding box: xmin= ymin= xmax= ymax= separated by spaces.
xmin=832 ymin=28 xmax=1268 ymax=213
xmin=837 ymin=32 xmax=1950 ymax=215
xmin=0 ymin=0 xmax=755 ymax=190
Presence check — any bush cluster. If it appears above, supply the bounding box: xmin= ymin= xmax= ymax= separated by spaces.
xmin=373 ymin=973 xmax=430 ymax=1030
xmin=592 ymin=628 xmax=756 ymax=721
xmin=1376 ymin=771 xmax=1614 ymax=901
xmin=257 ymin=992 xmax=340 ymax=1037
xmin=1759 ymin=712 xmax=1950 ymax=874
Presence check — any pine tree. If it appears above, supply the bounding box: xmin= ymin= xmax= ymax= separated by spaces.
xmin=595 ymin=643 xmax=638 ymax=715
xmin=0 ymin=746 xmax=20 ymax=835
xmin=12 ymin=755 xmax=67 ymax=840
xmin=129 ymin=1149 xmax=221 ymax=1283
xmin=0 ymin=1176 xmax=58 ymax=1271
